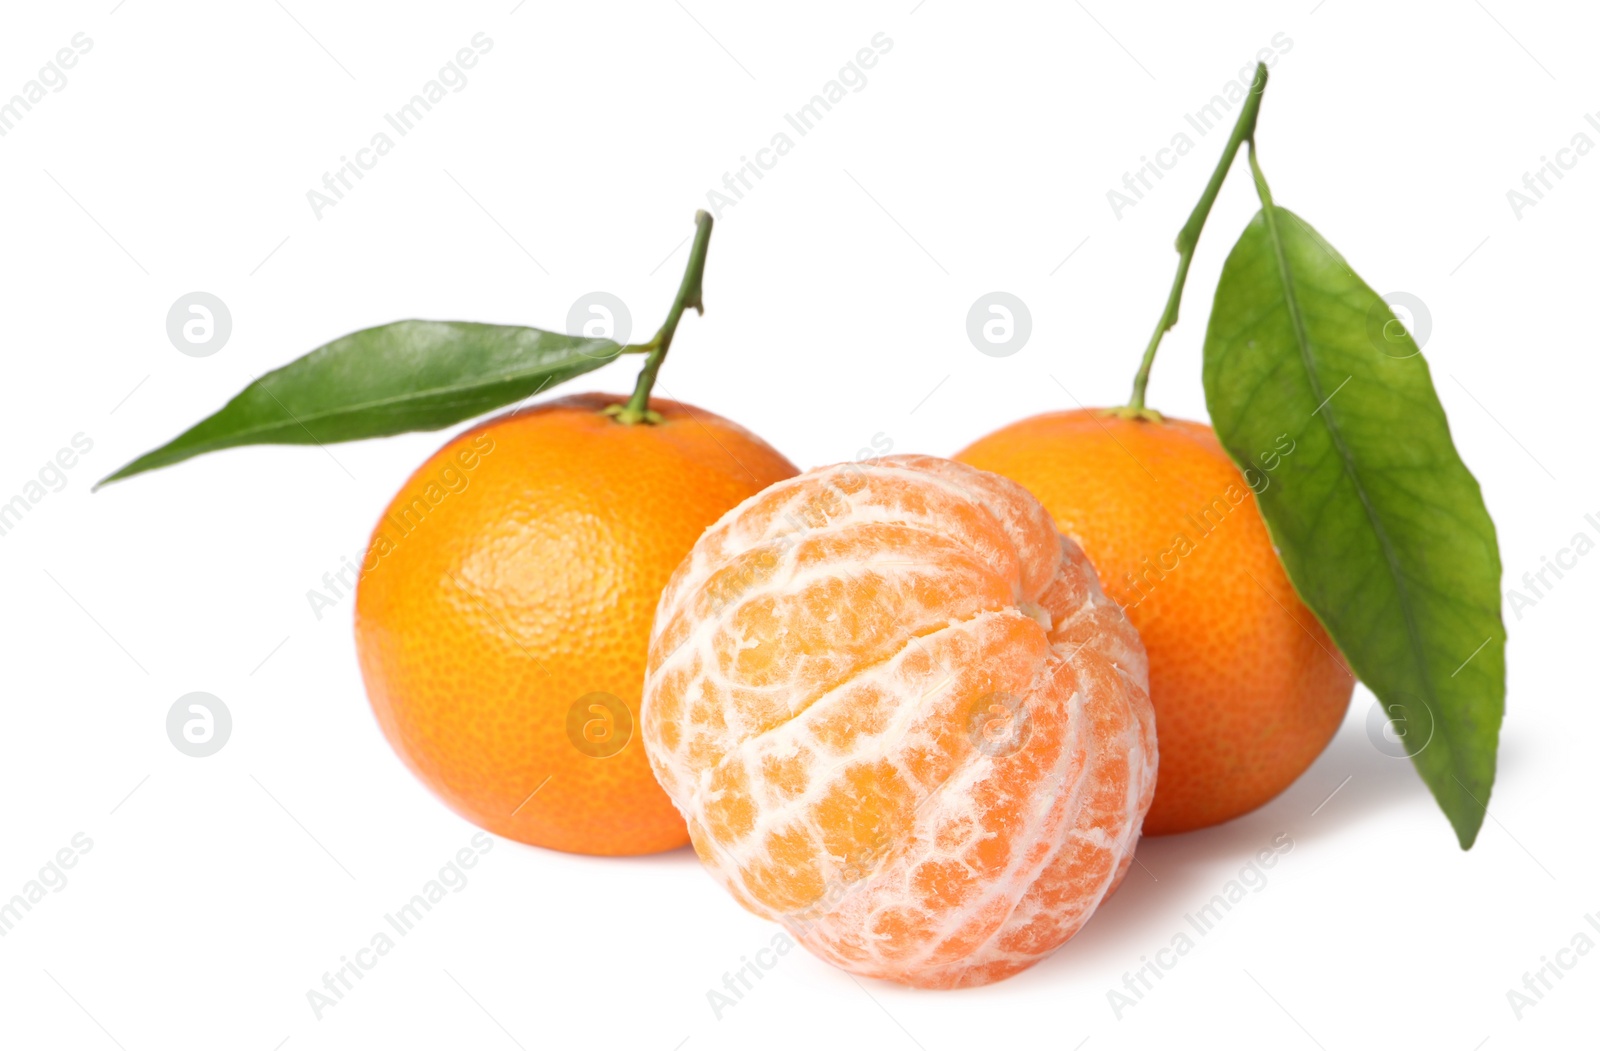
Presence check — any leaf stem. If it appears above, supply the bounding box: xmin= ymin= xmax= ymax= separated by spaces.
xmin=610 ymin=210 xmax=714 ymax=425
xmin=1123 ymin=62 xmax=1269 ymax=414
xmin=1248 ymin=139 xmax=1275 ymax=208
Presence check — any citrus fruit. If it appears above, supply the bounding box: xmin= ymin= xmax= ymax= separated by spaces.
xmin=354 ymin=392 xmax=797 ymax=856
xmin=640 ymin=454 xmax=1156 ymax=987
xmin=957 ymin=410 xmax=1354 ymax=835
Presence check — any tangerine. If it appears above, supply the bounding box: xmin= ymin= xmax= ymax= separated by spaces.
xmin=641 ymin=454 xmax=1156 ymax=987
xmin=957 ymin=410 xmax=1354 ymax=834
xmin=354 ymin=393 xmax=797 ymax=856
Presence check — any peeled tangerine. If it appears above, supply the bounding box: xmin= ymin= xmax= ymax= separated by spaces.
xmin=640 ymin=454 xmax=1157 ymax=988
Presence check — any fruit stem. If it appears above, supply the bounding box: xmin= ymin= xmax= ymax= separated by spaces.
xmin=610 ymin=210 xmax=714 ymax=425
xmin=1123 ymin=62 xmax=1269 ymax=414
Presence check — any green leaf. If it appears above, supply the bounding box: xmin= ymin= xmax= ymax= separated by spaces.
xmin=99 ymin=320 xmax=622 ymax=486
xmin=1202 ymin=205 xmax=1505 ymax=848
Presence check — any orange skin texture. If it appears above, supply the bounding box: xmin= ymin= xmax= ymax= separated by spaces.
xmin=957 ymin=410 xmax=1354 ymax=835
xmin=354 ymin=393 xmax=798 ymax=856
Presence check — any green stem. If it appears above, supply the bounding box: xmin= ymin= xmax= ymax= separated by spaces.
xmin=610 ymin=210 xmax=714 ymax=425
xmin=1248 ymin=139 xmax=1274 ymax=208
xmin=1123 ymin=62 xmax=1270 ymax=414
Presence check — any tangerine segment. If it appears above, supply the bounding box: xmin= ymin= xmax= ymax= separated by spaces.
xmin=641 ymin=454 xmax=1157 ymax=988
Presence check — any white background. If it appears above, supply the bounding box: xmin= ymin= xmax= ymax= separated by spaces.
xmin=1 ymin=1 xmax=1595 ymax=1048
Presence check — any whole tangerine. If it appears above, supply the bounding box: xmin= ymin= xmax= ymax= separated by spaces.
xmin=957 ymin=409 xmax=1354 ymax=834
xmin=355 ymin=393 xmax=797 ymax=856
